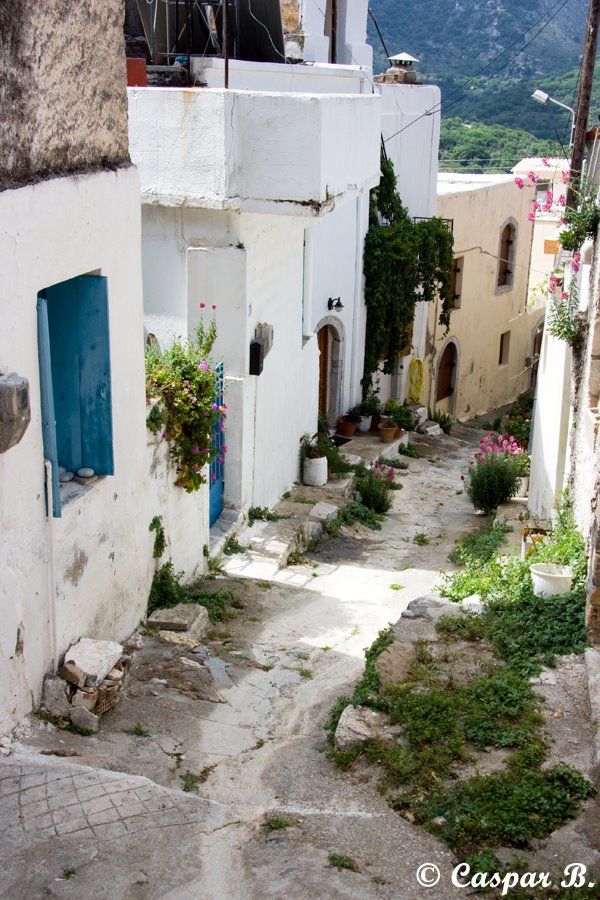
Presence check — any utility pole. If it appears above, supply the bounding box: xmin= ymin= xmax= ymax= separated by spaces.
xmin=567 ymin=0 xmax=600 ymax=209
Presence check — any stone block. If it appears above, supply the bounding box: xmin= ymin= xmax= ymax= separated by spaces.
xmin=69 ymin=706 xmax=99 ymax=733
xmin=334 ymin=705 xmax=391 ymax=751
xmin=149 ymin=603 xmax=209 ymax=641
xmin=41 ymin=675 xmax=72 ymax=718
xmin=71 ymin=689 xmax=98 ymax=711
xmin=308 ymin=502 xmax=339 ymax=524
xmin=375 ymin=641 xmax=417 ymax=688
xmin=64 ymin=638 xmax=123 ymax=687
xmin=58 ymin=660 xmax=86 ymax=688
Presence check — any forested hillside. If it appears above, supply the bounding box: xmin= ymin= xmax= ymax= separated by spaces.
xmin=368 ymin=0 xmax=593 ymax=143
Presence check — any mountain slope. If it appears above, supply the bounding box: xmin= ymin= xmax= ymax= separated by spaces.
xmin=368 ymin=0 xmax=590 ymax=140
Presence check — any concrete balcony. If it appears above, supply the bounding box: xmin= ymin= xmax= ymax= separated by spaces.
xmin=128 ymin=87 xmax=381 ymax=216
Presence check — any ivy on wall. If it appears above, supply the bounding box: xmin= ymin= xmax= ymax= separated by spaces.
xmin=362 ymin=156 xmax=454 ymax=391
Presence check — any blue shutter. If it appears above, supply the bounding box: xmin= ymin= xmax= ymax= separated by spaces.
xmin=45 ymin=279 xmax=82 ymax=473
xmin=76 ymin=275 xmax=114 ymax=475
xmin=37 ymin=296 xmax=61 ymax=518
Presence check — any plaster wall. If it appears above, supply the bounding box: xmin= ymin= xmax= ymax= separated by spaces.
xmin=128 ymin=88 xmax=381 ymax=210
xmin=381 ymin=83 xmax=441 ymax=219
xmin=0 ymin=168 xmax=148 ymax=734
xmin=195 ymin=58 xmax=372 ymax=94
xmin=0 ymin=0 xmax=129 ymax=190
xmin=423 ymin=177 xmax=536 ymax=419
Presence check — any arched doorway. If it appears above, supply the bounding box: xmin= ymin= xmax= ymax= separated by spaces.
xmin=436 ymin=340 xmax=457 ymax=407
xmin=316 ymin=318 xmax=344 ymax=424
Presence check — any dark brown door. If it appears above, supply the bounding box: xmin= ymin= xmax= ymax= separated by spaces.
xmin=318 ymin=326 xmax=329 ymax=417
xmin=437 ymin=342 xmax=456 ymax=401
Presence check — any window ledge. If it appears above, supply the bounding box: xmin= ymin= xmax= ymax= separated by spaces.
xmin=60 ymin=476 xmax=106 ymax=510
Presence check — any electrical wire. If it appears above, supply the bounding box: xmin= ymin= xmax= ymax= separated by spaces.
xmin=381 ymin=0 xmax=573 ymax=144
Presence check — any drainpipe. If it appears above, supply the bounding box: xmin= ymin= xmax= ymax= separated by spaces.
xmin=350 ymin=194 xmax=364 ymax=400
xmin=43 ymin=459 xmax=58 ymax=669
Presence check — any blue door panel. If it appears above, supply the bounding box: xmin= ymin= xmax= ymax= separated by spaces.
xmin=209 ymin=362 xmax=224 ymax=526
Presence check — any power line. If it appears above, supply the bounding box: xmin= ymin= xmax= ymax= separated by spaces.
xmin=381 ymin=0 xmax=573 ymax=144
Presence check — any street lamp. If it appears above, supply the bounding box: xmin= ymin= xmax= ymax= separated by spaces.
xmin=531 ymin=89 xmax=576 ymax=147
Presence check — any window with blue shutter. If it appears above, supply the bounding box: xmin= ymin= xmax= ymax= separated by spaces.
xmin=37 ymin=274 xmax=114 ymax=517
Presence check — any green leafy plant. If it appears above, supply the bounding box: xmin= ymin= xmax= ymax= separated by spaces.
xmin=147 ymin=562 xmax=235 ymax=621
xmin=181 ymin=771 xmax=202 ymax=792
xmin=359 ymin=390 xmax=381 ymax=416
xmin=328 ymin=854 xmax=358 ymax=872
xmin=149 ymin=515 xmax=166 ymax=560
xmin=130 ymin=722 xmax=150 ymax=738
xmin=396 ymin=443 xmax=419 ymax=458
xmin=428 ymin=407 xmax=452 ymax=434
xmin=362 ymin=155 xmax=454 ymax=391
xmin=223 ymin=535 xmax=246 ymax=555
xmin=261 ymin=816 xmax=293 ymax=830
xmin=145 ymin=313 xmax=223 ymax=491
xmin=449 ymin=519 xmax=511 ymax=565
xmin=382 ymin=399 xmax=417 ymax=430
xmin=379 ymin=456 xmax=408 ymax=470
xmin=355 ymin=468 xmax=393 ymax=513
xmin=247 ymin=506 xmax=287 ymax=526
xmin=413 ymin=532 xmax=429 ymax=545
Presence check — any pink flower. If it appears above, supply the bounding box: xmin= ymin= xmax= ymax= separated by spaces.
xmin=204 ymin=448 xmax=210 ymax=454
xmin=545 ymin=190 xmax=553 ymax=203
xmin=562 ymin=291 xmax=569 ymax=300
xmin=211 ymin=304 xmax=217 ymax=310
xmin=558 ymin=194 xmax=566 ymax=206
xmin=528 ymin=212 xmax=536 ymax=222
xmin=533 ymin=201 xmax=541 ymax=211
xmin=193 ymin=446 xmax=200 ymax=453
xmin=212 ymin=403 xmax=219 ymax=411
xmin=199 ymin=302 xmax=206 ymax=309
xmin=527 ymin=171 xmax=538 ymax=183
xmin=198 ymin=362 xmax=208 ymax=371
xmin=562 ymin=170 xmax=570 ymax=184
xmin=514 ymin=177 xmax=524 ymax=189
xmin=161 ymin=432 xmax=168 ymax=440
xmin=542 ymin=157 xmax=550 ymax=167
xmin=222 ymin=445 xmax=228 ymax=453
xmin=218 ymin=456 xmax=224 ymax=464
xmin=191 ymin=396 xmax=197 ymax=402
xmin=211 ymin=473 xmax=216 ymax=481
xmin=219 ymin=423 xmax=224 ymax=431
xmin=194 ymin=466 xmax=200 ymax=474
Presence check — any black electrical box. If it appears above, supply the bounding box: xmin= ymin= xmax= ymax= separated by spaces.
xmin=249 ymin=337 xmax=264 ymax=375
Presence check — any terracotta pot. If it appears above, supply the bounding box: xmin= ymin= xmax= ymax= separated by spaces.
xmin=337 ymin=417 xmax=357 ymax=437
xmin=378 ymin=424 xmax=396 ymax=444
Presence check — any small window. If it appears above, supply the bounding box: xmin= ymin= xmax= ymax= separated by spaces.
xmin=450 ymin=257 xmax=463 ymax=309
xmin=37 ymin=274 xmax=114 ymax=517
xmin=498 ymin=330 xmax=511 ymax=366
xmin=497 ymin=223 xmax=516 ymax=288
xmin=535 ymin=181 xmax=551 ymax=205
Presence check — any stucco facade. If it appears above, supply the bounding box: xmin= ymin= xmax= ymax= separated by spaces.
xmin=0 ymin=1 xmax=211 ymax=735
xmin=423 ymin=174 xmax=537 ymax=420
xmin=0 ymin=1 xmax=129 ymax=190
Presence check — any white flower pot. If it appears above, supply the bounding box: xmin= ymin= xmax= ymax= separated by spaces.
xmin=303 ymin=455 xmax=327 ymax=487
xmin=358 ymin=415 xmax=372 ymax=432
xmin=515 ymin=475 xmax=529 ymax=498
xmin=530 ymin=563 xmax=572 ymax=598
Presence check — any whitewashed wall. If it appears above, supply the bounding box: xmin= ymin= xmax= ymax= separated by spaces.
xmin=195 ymin=58 xmax=372 ymax=94
xmin=0 ymin=168 xmax=148 ymax=734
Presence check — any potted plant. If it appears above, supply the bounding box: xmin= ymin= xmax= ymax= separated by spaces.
xmin=337 ymin=406 xmax=361 ymax=437
xmin=300 ymin=433 xmax=328 ymax=486
xmin=382 ymin=398 xmax=416 ymax=439
xmin=358 ymin=391 xmax=380 ymax=432
xmin=378 ymin=416 xmax=397 ymax=443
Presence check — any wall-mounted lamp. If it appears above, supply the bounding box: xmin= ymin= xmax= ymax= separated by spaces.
xmin=327 ymin=297 xmax=344 ymax=311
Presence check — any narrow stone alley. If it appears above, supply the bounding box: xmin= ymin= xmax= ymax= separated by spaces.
xmin=1 ymin=426 xmax=596 ymax=898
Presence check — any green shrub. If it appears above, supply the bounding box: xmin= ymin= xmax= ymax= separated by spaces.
xmin=428 ymin=407 xmax=452 ymax=434
xmin=356 ymin=469 xmax=393 ymax=513
xmin=465 ymin=435 xmax=527 ymax=513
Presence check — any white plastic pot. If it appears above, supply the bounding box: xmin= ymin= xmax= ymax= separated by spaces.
xmin=530 ymin=563 xmax=572 ymax=598
xmin=358 ymin=415 xmax=372 ymax=432
xmin=303 ymin=455 xmax=327 ymax=487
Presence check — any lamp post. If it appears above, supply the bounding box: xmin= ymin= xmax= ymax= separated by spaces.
xmin=531 ymin=89 xmax=576 ymax=147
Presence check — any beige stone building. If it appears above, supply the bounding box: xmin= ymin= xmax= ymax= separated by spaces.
xmin=422 ymin=173 xmax=539 ymax=421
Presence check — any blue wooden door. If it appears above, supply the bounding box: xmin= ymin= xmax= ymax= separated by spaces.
xmin=209 ymin=362 xmax=224 ymax=525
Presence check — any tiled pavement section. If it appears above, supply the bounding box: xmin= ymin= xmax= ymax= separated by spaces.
xmin=0 ymin=757 xmax=234 ymax=898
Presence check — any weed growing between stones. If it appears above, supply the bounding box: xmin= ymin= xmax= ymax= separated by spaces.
xmin=396 ymin=443 xmax=419 ymax=458
xmin=413 ymin=532 xmax=430 ymax=546
xmin=262 ymin=816 xmax=292 ymax=830
xmin=247 ymin=506 xmax=289 ymax=526
xmin=327 ymin=517 xmax=593 ymax=861
xmin=328 ymin=853 xmax=358 ymax=871
xmin=448 ymin=519 xmax=512 ymax=565
xmin=223 ymin=535 xmax=246 ymax=555
xmin=147 ymin=562 xmax=235 ymax=622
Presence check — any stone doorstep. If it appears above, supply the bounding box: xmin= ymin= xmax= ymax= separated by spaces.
xmin=148 ymin=604 xmax=210 ymax=642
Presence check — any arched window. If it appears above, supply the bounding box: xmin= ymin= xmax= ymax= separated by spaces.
xmin=497 ymin=222 xmax=516 ymax=288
